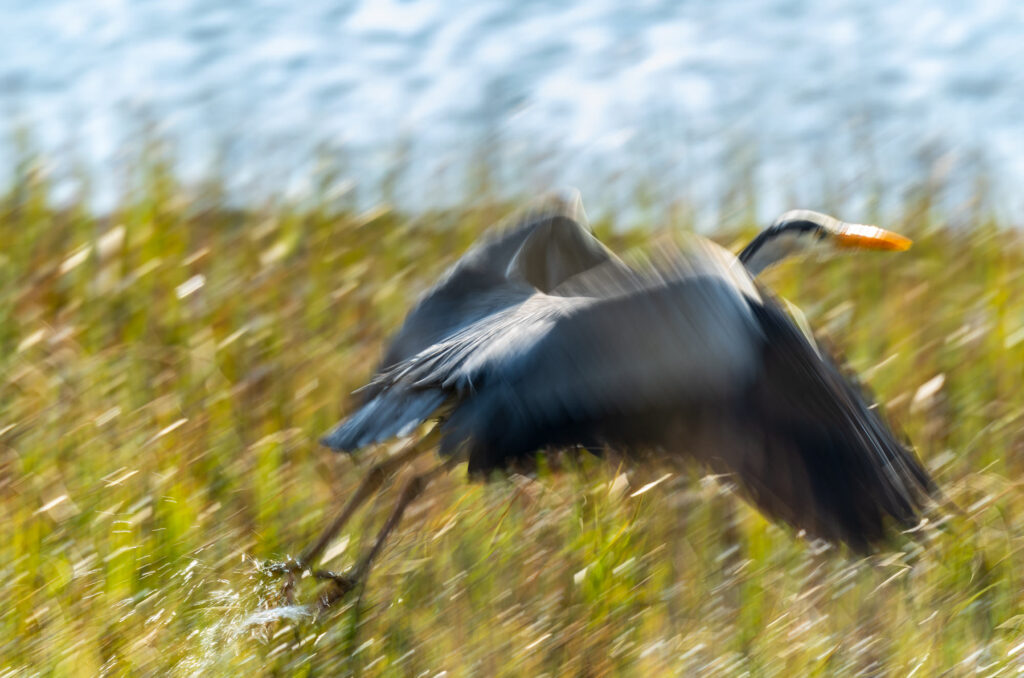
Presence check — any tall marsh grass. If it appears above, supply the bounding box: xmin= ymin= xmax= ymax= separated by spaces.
xmin=2 ymin=141 xmax=1024 ymax=676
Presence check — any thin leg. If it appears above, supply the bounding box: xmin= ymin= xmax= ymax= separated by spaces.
xmin=266 ymin=440 xmax=427 ymax=592
xmin=316 ymin=458 xmax=454 ymax=610
xmin=301 ymin=442 xmax=428 ymax=568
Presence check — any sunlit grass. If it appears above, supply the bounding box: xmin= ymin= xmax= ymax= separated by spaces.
xmin=3 ymin=143 xmax=1024 ymax=676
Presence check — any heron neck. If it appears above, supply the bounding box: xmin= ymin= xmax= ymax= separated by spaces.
xmin=738 ymin=231 xmax=788 ymax=276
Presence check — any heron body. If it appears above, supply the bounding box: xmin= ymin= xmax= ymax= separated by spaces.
xmin=319 ymin=194 xmax=934 ymax=552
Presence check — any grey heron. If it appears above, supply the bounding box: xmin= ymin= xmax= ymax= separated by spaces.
xmin=275 ymin=192 xmax=935 ymax=606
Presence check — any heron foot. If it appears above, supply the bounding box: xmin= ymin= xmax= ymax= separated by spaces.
xmin=263 ymin=557 xmax=306 ymax=576
xmin=261 ymin=558 xmax=310 ymax=605
xmin=311 ymin=568 xmax=354 ymax=586
xmin=259 ymin=559 xmax=358 ymax=610
xmin=313 ymin=572 xmax=359 ymax=611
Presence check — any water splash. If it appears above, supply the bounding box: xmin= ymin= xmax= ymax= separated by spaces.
xmin=175 ymin=566 xmax=315 ymax=676
xmin=239 ymin=604 xmax=315 ymax=627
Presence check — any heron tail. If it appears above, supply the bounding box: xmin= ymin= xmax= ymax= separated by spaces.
xmin=320 ymin=389 xmax=446 ymax=452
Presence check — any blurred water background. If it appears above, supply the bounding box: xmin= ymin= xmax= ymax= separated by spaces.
xmin=3 ymin=0 xmax=1024 ymax=222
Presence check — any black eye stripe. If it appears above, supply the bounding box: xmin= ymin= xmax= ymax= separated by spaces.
xmin=740 ymin=216 xmax=829 ymax=266
xmin=770 ymin=220 xmax=820 ymax=237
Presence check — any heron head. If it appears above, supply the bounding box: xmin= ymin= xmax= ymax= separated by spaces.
xmin=738 ymin=210 xmax=912 ymax=276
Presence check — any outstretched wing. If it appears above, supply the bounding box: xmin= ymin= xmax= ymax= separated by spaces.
xmin=374 ymin=190 xmax=628 ymax=373
xmin=324 ymin=190 xmax=631 ymax=448
xmin=323 ymin=238 xmax=764 ymax=457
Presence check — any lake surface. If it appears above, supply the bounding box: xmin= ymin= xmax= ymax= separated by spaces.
xmin=3 ymin=0 xmax=1023 ymax=221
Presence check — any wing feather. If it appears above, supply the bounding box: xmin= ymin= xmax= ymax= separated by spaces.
xmin=374 ymin=191 xmax=620 ymax=374
xmin=714 ymin=298 xmax=936 ymax=549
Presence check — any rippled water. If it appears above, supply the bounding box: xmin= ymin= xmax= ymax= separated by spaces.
xmin=3 ymin=0 xmax=1023 ymax=217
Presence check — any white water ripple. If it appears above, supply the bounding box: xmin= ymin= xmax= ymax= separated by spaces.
xmin=2 ymin=0 xmax=1023 ymax=218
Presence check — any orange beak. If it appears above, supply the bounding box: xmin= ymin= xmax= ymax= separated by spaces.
xmin=833 ymin=223 xmax=913 ymax=251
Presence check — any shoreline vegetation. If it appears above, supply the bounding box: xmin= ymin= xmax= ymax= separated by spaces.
xmin=3 ymin=140 xmax=1024 ymax=675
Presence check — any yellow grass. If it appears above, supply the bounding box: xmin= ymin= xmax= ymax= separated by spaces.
xmin=2 ymin=146 xmax=1023 ymax=676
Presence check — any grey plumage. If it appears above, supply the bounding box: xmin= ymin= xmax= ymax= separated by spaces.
xmin=321 ymin=194 xmax=936 ymax=550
